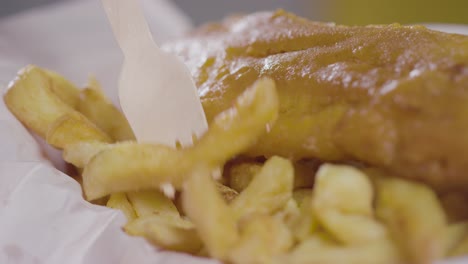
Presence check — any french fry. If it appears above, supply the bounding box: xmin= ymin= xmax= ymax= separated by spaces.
xmin=46 ymin=113 xmax=111 ymax=148
xmin=82 ymin=78 xmax=280 ymax=200
xmin=277 ymin=235 xmax=401 ymax=264
xmin=126 ymin=190 xmax=179 ymax=218
xmin=312 ymin=164 xmax=387 ymax=245
xmin=125 ymin=214 xmax=202 ymax=253
xmin=291 ymin=193 xmax=318 ymax=242
xmin=216 ymin=182 xmax=239 ymax=203
xmin=228 ymin=162 xmax=262 ymax=192
xmin=375 ymin=176 xmax=448 ymax=264
xmin=63 ymin=141 xmax=111 ymax=168
xmin=229 ymin=213 xmax=293 ymax=264
xmin=274 ymin=199 xmax=302 ymax=233
xmin=292 ymin=188 xmax=313 ymax=207
xmin=185 ymin=78 xmax=279 ymax=167
xmin=106 ymin=192 xmax=137 ymax=221
xmin=82 ymin=143 xmax=188 ymax=200
xmin=124 ymin=190 xmax=202 ymax=253
xmin=44 ymin=68 xmax=81 ymax=108
xmin=182 ymin=169 xmax=239 ymax=261
xmin=4 ymin=65 xmax=76 ymax=138
xmin=230 ymin=156 xmax=294 ymax=220
xmin=450 ymin=232 xmax=468 ymax=257
xmin=77 ymin=78 xmax=135 ymax=141
xmin=444 ymin=222 xmax=468 ymax=256
xmin=4 ymin=65 xmax=114 ymax=151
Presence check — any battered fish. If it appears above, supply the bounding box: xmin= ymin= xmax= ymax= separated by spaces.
xmin=162 ymin=10 xmax=468 ymax=190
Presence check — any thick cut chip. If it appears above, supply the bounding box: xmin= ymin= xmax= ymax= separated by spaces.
xmin=182 ymin=169 xmax=239 ymax=261
xmin=3 ymin=65 xmax=114 ymax=151
xmin=77 ymin=78 xmax=135 ymax=141
xmin=375 ymin=176 xmax=447 ymax=263
xmin=291 ymin=193 xmax=318 ymax=242
xmin=185 ymin=78 xmax=279 ymax=167
xmin=4 ymin=65 xmax=76 ymax=138
xmin=292 ymin=188 xmax=313 ymax=207
xmin=63 ymin=141 xmax=111 ymax=168
xmin=230 ymin=156 xmax=294 ymax=220
xmin=450 ymin=232 xmax=468 ymax=257
xmin=126 ymin=190 xmax=179 ymax=218
xmin=444 ymin=222 xmax=468 ymax=256
xmin=229 ymin=213 xmax=293 ymax=264
xmin=125 ymin=214 xmax=202 ymax=253
xmin=83 ymin=143 xmax=187 ymax=200
xmin=312 ymin=164 xmax=387 ymax=245
xmin=124 ymin=190 xmax=201 ymax=253
xmin=43 ymin=69 xmax=81 ymax=108
xmin=274 ymin=199 xmax=302 ymax=234
xmin=228 ymin=162 xmax=262 ymax=192
xmin=46 ymin=113 xmax=111 ymax=148
xmin=82 ymin=78 xmax=279 ymax=200
xmin=215 ymin=183 xmax=239 ymax=203
xmin=107 ymin=193 xmax=137 ymax=221
xmin=277 ymin=235 xmax=401 ymax=264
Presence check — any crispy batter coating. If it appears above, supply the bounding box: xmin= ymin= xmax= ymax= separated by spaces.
xmin=162 ymin=10 xmax=468 ymax=190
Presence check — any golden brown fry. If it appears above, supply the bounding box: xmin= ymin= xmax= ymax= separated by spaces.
xmin=63 ymin=141 xmax=111 ymax=168
xmin=82 ymin=78 xmax=279 ymax=200
xmin=228 ymin=162 xmax=261 ymax=192
xmin=4 ymin=65 xmax=76 ymax=138
xmin=44 ymin=69 xmax=81 ymax=108
xmin=273 ymin=199 xmax=301 ymax=232
xmin=292 ymin=188 xmax=313 ymax=207
xmin=83 ymin=142 xmax=187 ymax=200
xmin=450 ymin=232 xmax=468 ymax=257
xmin=124 ymin=190 xmax=202 ymax=253
xmin=77 ymin=78 xmax=135 ymax=141
xmin=375 ymin=176 xmax=447 ymax=263
xmin=229 ymin=213 xmax=293 ymax=264
xmin=291 ymin=193 xmax=318 ymax=242
xmin=182 ymin=169 xmax=239 ymax=261
xmin=106 ymin=193 xmax=137 ymax=221
xmin=46 ymin=113 xmax=111 ymax=149
xmin=216 ymin=182 xmax=239 ymax=203
xmin=277 ymin=235 xmax=401 ymax=264
xmin=230 ymin=156 xmax=294 ymax=220
xmin=5 ymin=68 xmax=141 ymax=240
xmin=312 ymin=164 xmax=387 ymax=245
xmin=444 ymin=222 xmax=468 ymax=256
xmin=186 ymin=78 xmax=279 ymax=167
xmin=3 ymin=65 xmax=114 ymax=151
xmin=125 ymin=214 xmax=202 ymax=253
xmin=126 ymin=190 xmax=179 ymax=218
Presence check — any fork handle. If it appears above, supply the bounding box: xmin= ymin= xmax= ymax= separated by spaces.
xmin=101 ymin=0 xmax=158 ymax=57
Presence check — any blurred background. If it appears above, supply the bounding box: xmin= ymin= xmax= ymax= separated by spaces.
xmin=1 ymin=0 xmax=467 ymax=25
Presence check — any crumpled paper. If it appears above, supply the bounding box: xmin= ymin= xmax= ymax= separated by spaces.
xmin=0 ymin=1 xmax=467 ymax=263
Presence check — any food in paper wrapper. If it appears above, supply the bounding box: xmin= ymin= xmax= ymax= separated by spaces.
xmin=4 ymin=10 xmax=468 ymax=264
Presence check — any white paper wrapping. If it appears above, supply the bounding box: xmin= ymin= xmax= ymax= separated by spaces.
xmin=0 ymin=1 xmax=467 ymax=263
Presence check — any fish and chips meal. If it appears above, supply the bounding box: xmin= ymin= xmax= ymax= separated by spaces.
xmin=4 ymin=10 xmax=468 ymax=264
